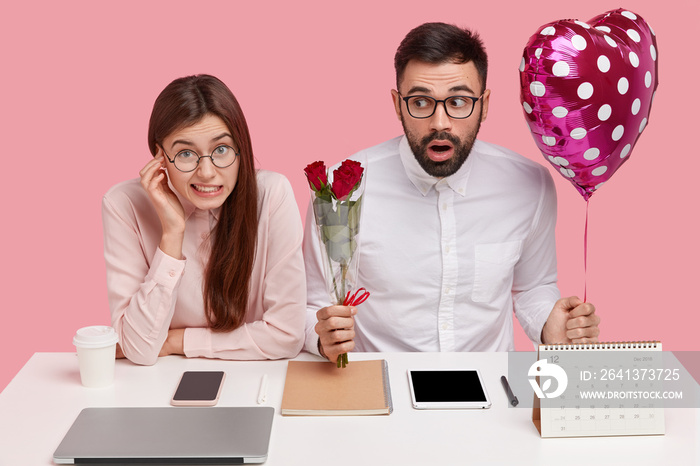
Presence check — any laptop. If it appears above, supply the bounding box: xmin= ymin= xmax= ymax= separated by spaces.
xmin=53 ymin=406 xmax=274 ymax=465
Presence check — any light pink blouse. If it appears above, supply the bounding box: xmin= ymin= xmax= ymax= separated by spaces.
xmin=102 ymin=170 xmax=306 ymax=365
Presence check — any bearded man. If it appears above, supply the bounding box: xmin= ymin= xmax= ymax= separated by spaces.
xmin=303 ymin=22 xmax=600 ymax=363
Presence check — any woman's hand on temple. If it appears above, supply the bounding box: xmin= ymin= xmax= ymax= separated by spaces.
xmin=139 ymin=151 xmax=186 ymax=259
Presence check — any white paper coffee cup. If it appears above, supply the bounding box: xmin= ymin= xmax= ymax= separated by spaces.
xmin=73 ymin=326 xmax=119 ymax=388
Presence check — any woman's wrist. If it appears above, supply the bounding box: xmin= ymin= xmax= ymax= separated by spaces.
xmin=161 ymin=328 xmax=185 ymax=357
xmin=159 ymin=231 xmax=185 ymax=260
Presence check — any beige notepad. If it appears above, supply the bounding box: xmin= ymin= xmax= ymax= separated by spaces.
xmin=281 ymin=360 xmax=393 ymax=416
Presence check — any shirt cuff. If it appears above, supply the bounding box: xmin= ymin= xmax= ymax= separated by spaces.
xmin=303 ymin=309 xmax=322 ymax=356
xmin=183 ymin=327 xmax=212 ymax=358
xmin=146 ymin=247 xmax=186 ymax=290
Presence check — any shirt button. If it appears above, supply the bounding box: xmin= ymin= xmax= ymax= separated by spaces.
xmin=445 ymin=287 xmax=451 ymax=294
xmin=445 ymin=246 xmax=450 ymax=254
xmin=169 ymin=270 xmax=176 ymax=277
xmin=201 ymin=233 xmax=208 ymax=240
xmin=442 ymin=203 xmax=448 ymax=211
xmin=441 ymin=323 xmax=449 ymax=330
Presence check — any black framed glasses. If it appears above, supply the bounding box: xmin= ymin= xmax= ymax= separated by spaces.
xmin=162 ymin=144 xmax=239 ymax=173
xmin=400 ymin=93 xmax=484 ymax=119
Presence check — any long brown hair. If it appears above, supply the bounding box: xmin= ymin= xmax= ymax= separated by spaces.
xmin=147 ymin=74 xmax=259 ymax=331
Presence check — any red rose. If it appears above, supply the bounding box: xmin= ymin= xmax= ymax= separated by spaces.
xmin=331 ymin=161 xmax=364 ymax=200
xmin=340 ymin=159 xmax=363 ymax=179
xmin=304 ymin=161 xmax=328 ymax=192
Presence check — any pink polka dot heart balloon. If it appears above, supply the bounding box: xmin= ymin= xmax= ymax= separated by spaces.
xmin=519 ymin=8 xmax=659 ymax=200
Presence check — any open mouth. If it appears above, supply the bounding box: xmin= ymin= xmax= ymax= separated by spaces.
xmin=191 ymin=184 xmax=223 ymax=195
xmin=427 ymin=141 xmax=454 ymax=161
xmin=431 ymin=145 xmax=452 ymax=153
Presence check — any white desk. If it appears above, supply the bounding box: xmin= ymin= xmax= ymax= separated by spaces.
xmin=1 ymin=352 xmax=698 ymax=465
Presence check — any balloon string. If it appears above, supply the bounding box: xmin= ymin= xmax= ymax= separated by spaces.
xmin=584 ymin=199 xmax=589 ymax=303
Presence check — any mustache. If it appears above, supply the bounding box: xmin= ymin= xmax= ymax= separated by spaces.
xmin=420 ymin=132 xmax=461 ymax=146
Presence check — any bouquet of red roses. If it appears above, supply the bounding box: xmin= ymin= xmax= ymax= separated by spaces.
xmin=304 ymin=159 xmax=368 ymax=367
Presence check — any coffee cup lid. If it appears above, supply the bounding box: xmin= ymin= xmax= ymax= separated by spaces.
xmin=73 ymin=326 xmax=119 ymax=348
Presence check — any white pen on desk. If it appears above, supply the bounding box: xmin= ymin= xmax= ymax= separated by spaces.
xmin=257 ymin=374 xmax=268 ymax=405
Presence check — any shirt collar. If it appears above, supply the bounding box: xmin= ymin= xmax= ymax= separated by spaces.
xmin=398 ymin=135 xmax=473 ymax=197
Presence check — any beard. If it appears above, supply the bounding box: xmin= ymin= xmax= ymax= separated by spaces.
xmin=401 ymin=112 xmax=481 ymax=178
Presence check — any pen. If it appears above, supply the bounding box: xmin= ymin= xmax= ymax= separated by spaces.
xmin=500 ymin=375 xmax=519 ymax=407
xmin=257 ymin=374 xmax=268 ymax=405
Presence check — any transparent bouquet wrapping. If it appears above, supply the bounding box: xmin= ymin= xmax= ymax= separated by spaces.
xmin=305 ymin=160 xmax=367 ymax=367
xmin=312 ymin=187 xmax=363 ymax=306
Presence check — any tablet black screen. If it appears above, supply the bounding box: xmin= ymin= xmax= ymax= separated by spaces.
xmin=410 ymin=370 xmax=487 ymax=403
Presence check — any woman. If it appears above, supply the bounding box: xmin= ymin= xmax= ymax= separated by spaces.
xmin=102 ymin=74 xmax=305 ymax=365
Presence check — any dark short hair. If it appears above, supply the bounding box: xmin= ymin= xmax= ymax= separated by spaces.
xmin=394 ymin=22 xmax=488 ymax=91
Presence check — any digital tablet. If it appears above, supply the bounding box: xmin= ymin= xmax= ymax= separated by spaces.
xmin=407 ymin=369 xmax=491 ymax=409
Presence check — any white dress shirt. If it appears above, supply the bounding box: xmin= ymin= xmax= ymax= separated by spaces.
xmin=303 ymin=135 xmax=561 ymax=354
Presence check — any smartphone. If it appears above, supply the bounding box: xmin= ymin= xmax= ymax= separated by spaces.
xmin=407 ymin=369 xmax=491 ymax=409
xmin=171 ymin=371 xmax=226 ymax=406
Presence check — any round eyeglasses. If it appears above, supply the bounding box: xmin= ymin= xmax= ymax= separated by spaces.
xmin=162 ymin=144 xmax=239 ymax=173
xmin=400 ymin=93 xmax=484 ymax=119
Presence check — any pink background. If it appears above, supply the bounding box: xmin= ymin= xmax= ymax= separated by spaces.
xmin=2 ymin=0 xmax=698 ymax=392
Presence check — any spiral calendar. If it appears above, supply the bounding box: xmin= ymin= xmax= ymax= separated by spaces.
xmin=532 ymin=341 xmax=665 ymax=438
